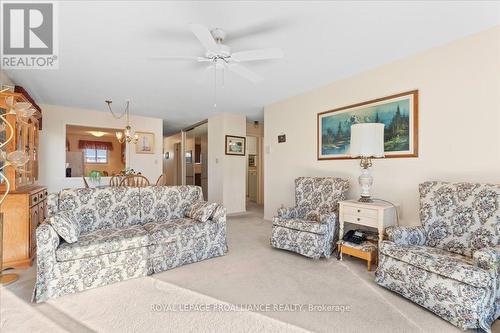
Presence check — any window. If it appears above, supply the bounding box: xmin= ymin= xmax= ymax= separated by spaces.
xmin=84 ymin=148 xmax=108 ymax=164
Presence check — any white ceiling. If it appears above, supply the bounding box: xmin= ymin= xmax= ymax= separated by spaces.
xmin=5 ymin=1 xmax=500 ymax=135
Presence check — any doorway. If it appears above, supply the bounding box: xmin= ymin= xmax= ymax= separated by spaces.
xmin=183 ymin=121 xmax=208 ymax=199
xmin=246 ymin=136 xmax=258 ymax=203
xmin=174 ymin=142 xmax=182 ymax=185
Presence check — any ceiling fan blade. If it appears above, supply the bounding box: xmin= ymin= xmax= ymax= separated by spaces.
xmin=190 ymin=24 xmax=218 ymax=53
xmin=231 ymin=48 xmax=284 ymax=62
xmin=227 ymin=64 xmax=263 ymax=83
xmin=149 ymin=56 xmax=209 ymax=62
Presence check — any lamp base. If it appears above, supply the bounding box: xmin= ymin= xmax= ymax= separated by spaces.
xmin=358 ymin=165 xmax=374 ymax=200
xmin=358 ymin=196 xmax=373 ymax=203
xmin=0 ymin=273 xmax=18 ymax=285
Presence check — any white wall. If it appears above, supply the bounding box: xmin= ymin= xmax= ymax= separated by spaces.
xmin=0 ymin=70 xmax=15 ymax=87
xmin=208 ymin=112 xmax=247 ymax=214
xmin=163 ymin=133 xmax=182 ymax=185
xmin=264 ymin=26 xmax=500 ymax=222
xmin=39 ymin=104 xmax=163 ymax=192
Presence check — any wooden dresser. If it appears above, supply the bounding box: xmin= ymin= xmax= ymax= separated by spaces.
xmin=0 ymin=90 xmax=45 ymax=268
xmin=1 ymin=186 xmax=47 ymax=268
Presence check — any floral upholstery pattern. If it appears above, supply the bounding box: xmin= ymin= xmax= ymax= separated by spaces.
xmin=148 ymin=205 xmax=228 ymax=274
xmin=376 ymin=255 xmax=493 ymax=331
xmin=59 ymin=187 xmax=142 ymax=233
xmin=294 ymin=177 xmax=350 ymax=221
xmin=273 ymin=218 xmax=328 ymax=235
xmin=419 ymin=181 xmax=499 ymax=257
xmin=385 ymin=225 xmax=427 ymax=246
xmin=56 ymin=225 xmax=150 ymax=261
xmin=380 ymin=241 xmax=491 ymax=287
xmin=473 ymin=245 xmax=500 ymax=273
xmin=48 ymin=211 xmax=80 ymax=243
xmin=140 ymin=186 xmax=203 ymax=224
xmin=376 ymin=181 xmax=500 ymax=331
xmin=47 ymin=193 xmax=59 ymax=218
xmin=185 ymin=201 xmax=218 ymax=223
xmin=33 ymin=185 xmax=227 ymax=303
xmin=271 ymin=177 xmax=349 ymax=259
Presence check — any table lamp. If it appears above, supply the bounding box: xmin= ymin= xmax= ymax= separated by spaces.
xmin=349 ymin=123 xmax=385 ymax=202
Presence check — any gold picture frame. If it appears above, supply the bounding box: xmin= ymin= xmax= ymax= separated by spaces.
xmin=317 ymin=90 xmax=418 ymax=160
xmin=135 ymin=132 xmax=155 ymax=154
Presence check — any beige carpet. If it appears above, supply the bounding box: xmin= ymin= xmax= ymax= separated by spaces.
xmin=2 ymin=203 xmax=499 ymax=332
xmin=1 ymin=277 xmax=307 ymax=333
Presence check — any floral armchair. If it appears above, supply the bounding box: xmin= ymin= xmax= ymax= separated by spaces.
xmin=270 ymin=177 xmax=350 ymax=259
xmin=375 ymin=181 xmax=500 ymax=332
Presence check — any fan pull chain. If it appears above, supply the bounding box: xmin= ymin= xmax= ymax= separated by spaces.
xmin=213 ymin=63 xmax=217 ymax=109
xmin=222 ymin=66 xmax=225 ymax=89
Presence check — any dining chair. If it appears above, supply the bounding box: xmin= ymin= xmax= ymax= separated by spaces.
xmin=119 ymin=174 xmax=150 ymax=187
xmin=82 ymin=177 xmax=89 ymax=188
xmin=155 ymin=174 xmax=167 ymax=186
xmin=109 ymin=175 xmax=122 ymax=187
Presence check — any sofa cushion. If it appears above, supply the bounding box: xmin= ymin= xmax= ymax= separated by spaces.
xmin=272 ymin=217 xmax=328 ymax=235
xmin=48 ymin=211 xmax=80 ymax=243
xmin=144 ymin=218 xmax=213 ymax=244
xmin=140 ymin=186 xmax=203 ymax=224
xmin=380 ymin=241 xmax=492 ymax=288
xmin=56 ymin=225 xmax=150 ymax=262
xmin=58 ymin=187 xmax=141 ymax=233
xmin=186 ymin=201 xmax=218 ymax=222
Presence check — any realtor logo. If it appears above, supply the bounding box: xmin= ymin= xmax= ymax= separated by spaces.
xmin=1 ymin=1 xmax=58 ymax=69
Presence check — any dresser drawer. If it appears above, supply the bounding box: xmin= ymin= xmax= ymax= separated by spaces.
xmin=343 ymin=205 xmax=378 ymax=219
xmin=30 ymin=192 xmax=41 ymax=206
xmin=343 ymin=214 xmax=378 ymax=228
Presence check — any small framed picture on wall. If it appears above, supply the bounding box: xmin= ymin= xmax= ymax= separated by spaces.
xmin=225 ymin=135 xmax=246 ymax=156
xmin=135 ymin=132 xmax=155 ymax=154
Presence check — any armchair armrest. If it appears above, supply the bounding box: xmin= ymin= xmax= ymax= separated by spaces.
xmin=385 ymin=226 xmax=427 ymax=246
xmin=33 ymin=223 xmax=60 ymax=303
xmin=277 ymin=207 xmax=300 ymax=219
xmin=473 ymin=246 xmax=500 ymax=274
xmin=36 ymin=223 xmax=60 ymax=255
xmin=209 ymin=204 xmax=227 ymax=251
xmin=319 ymin=212 xmax=337 ymax=225
xmin=211 ymin=204 xmax=226 ymax=226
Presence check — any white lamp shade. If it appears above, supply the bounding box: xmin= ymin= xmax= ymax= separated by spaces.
xmin=349 ymin=123 xmax=385 ymax=158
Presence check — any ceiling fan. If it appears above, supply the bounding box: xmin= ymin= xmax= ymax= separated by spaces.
xmin=153 ymin=24 xmax=284 ymax=84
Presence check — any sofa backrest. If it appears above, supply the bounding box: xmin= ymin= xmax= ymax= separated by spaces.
xmin=54 ymin=185 xmax=204 ymax=233
xmin=58 ymin=187 xmax=142 ymax=233
xmin=295 ymin=177 xmax=350 ymax=221
xmin=140 ymin=186 xmax=203 ymax=224
xmin=419 ymin=181 xmax=500 ymax=257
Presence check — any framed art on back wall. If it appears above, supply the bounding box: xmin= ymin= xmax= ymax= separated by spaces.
xmin=317 ymin=90 xmax=418 ymax=160
xmin=136 ymin=132 xmax=155 ymax=154
xmin=225 ymin=135 xmax=246 ymax=156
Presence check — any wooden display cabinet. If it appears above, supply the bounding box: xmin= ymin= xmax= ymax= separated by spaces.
xmin=0 ymin=91 xmax=45 ymax=268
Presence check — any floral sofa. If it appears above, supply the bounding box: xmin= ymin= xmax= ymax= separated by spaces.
xmin=375 ymin=181 xmax=499 ymax=332
xmin=33 ymin=185 xmax=227 ymax=303
xmin=271 ymin=177 xmax=350 ymax=259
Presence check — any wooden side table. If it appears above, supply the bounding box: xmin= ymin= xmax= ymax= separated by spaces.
xmin=338 ymin=241 xmax=378 ymax=271
xmin=337 ymin=199 xmax=398 ymax=267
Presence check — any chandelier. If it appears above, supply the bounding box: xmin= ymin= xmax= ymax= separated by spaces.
xmin=105 ymin=100 xmax=138 ymax=144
